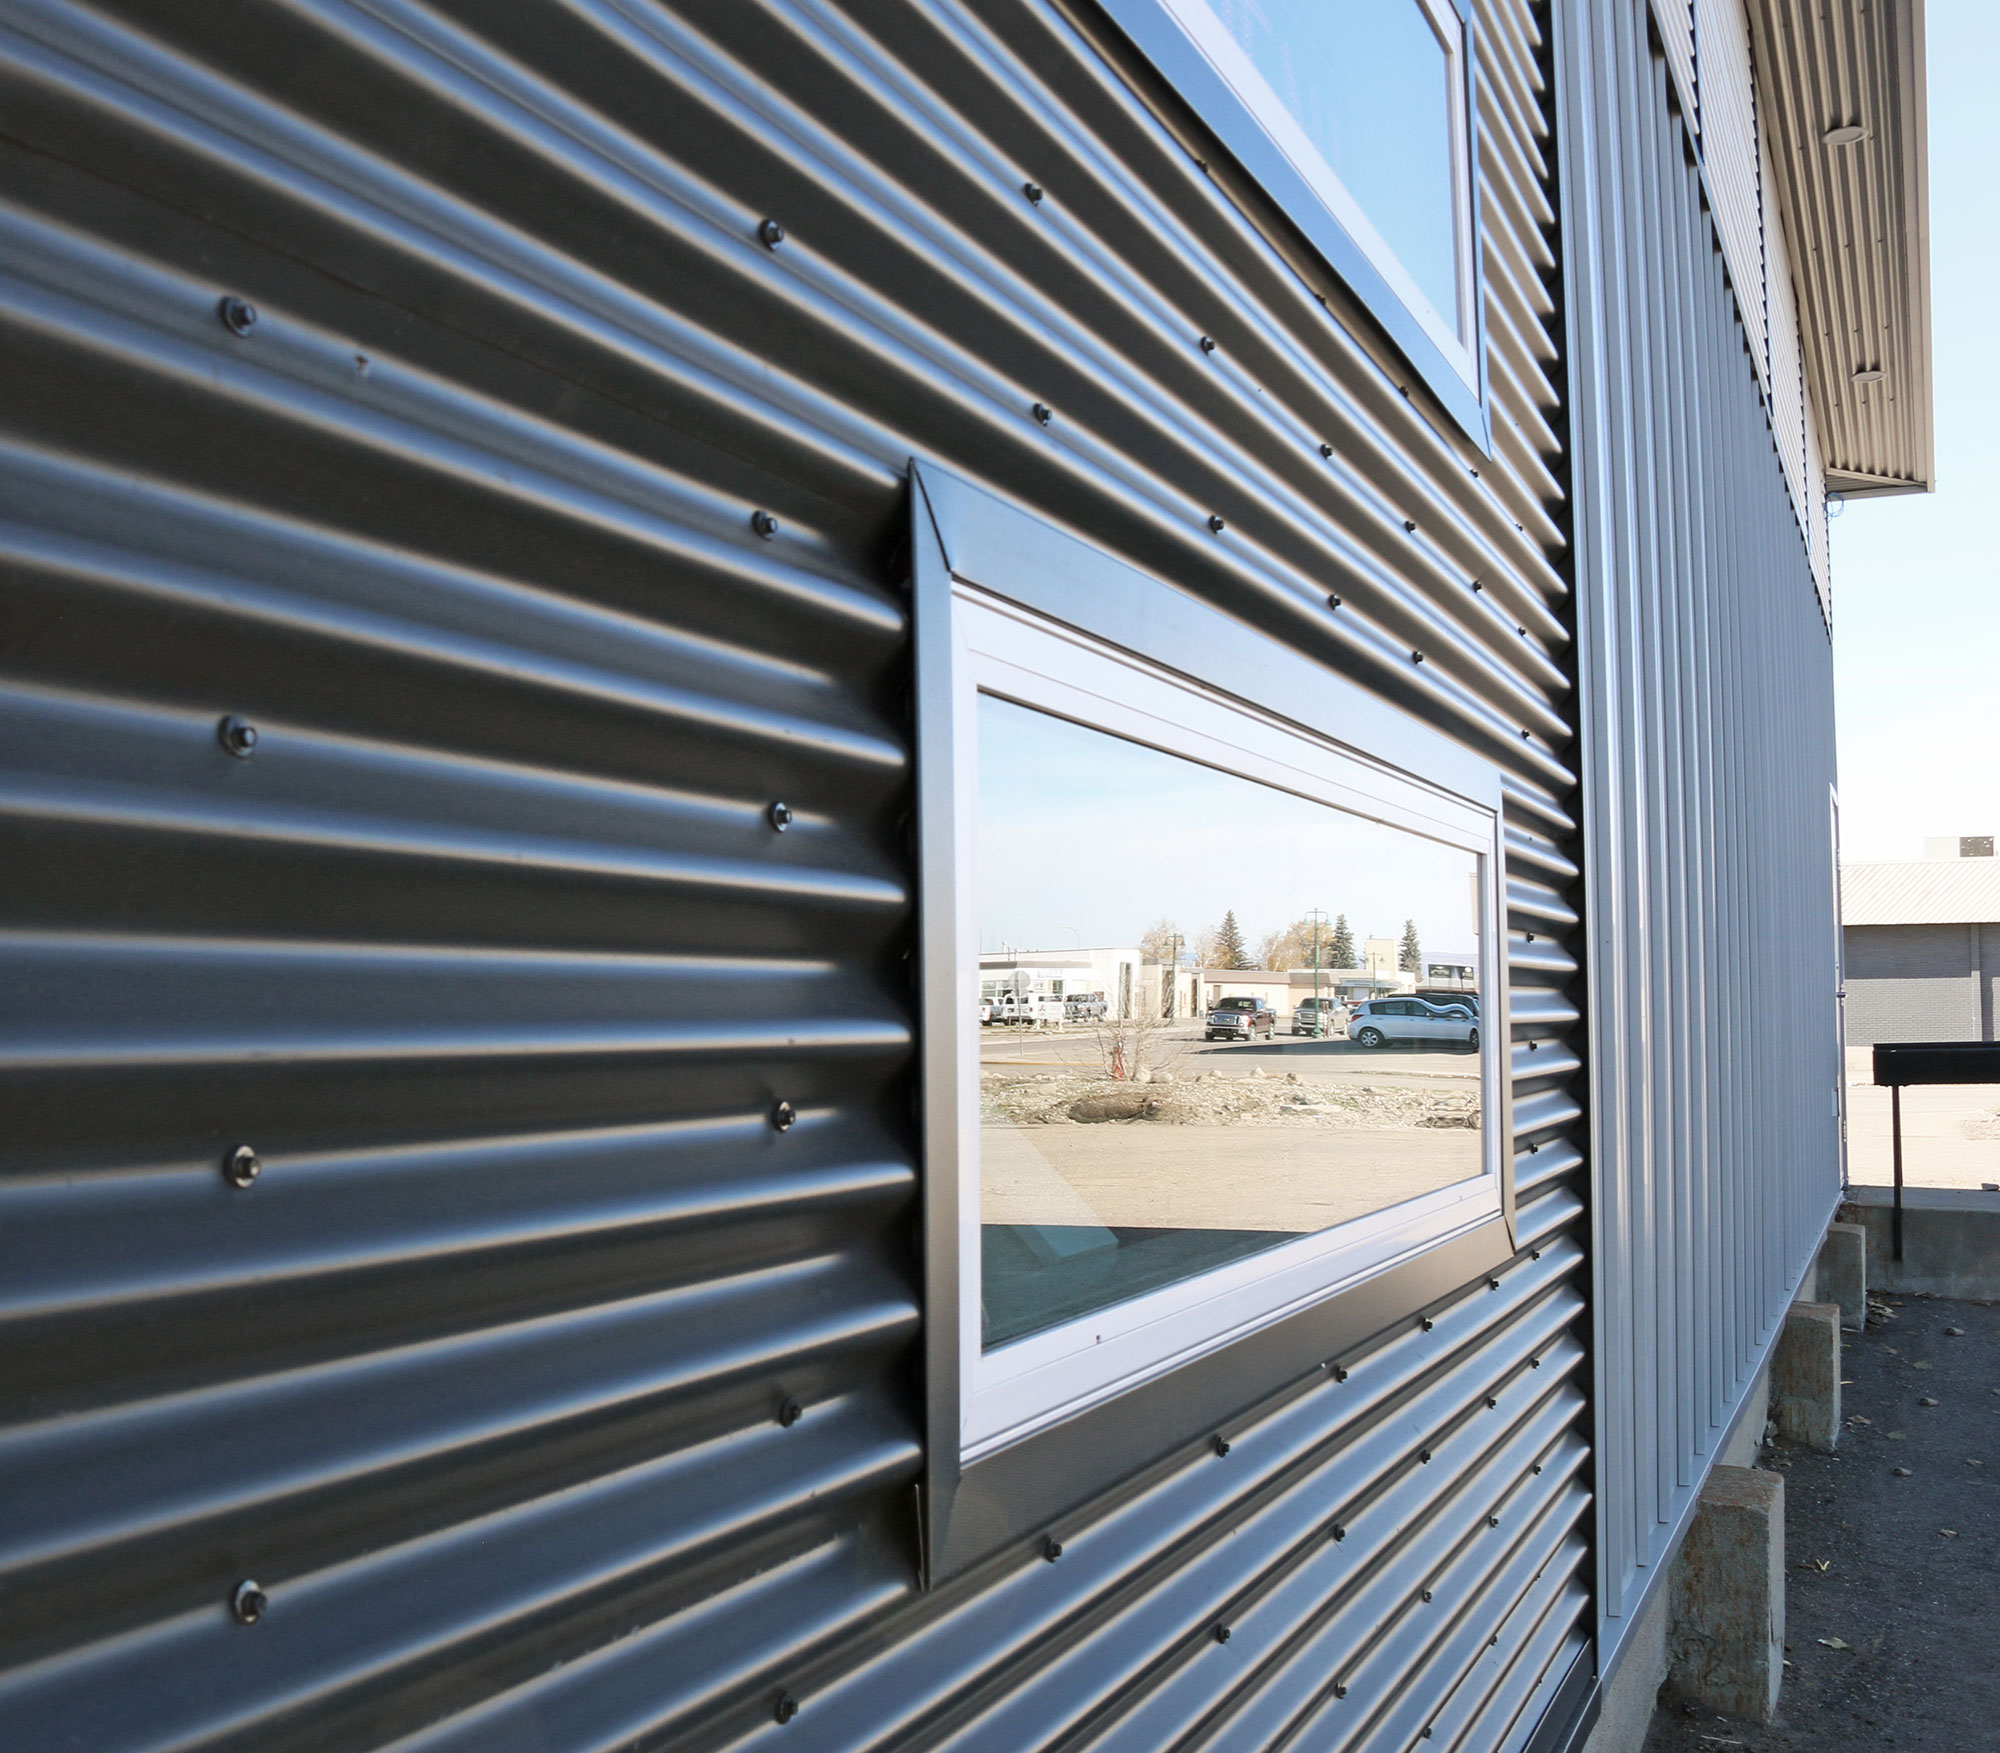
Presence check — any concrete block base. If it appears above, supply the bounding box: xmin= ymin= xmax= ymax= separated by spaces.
xmin=1839 ymin=1186 xmax=2000 ymax=1299
xmin=1818 ymin=1222 xmax=1867 ymax=1331
xmin=1771 ymin=1303 xmax=1841 ymax=1451
xmin=1665 ymin=1465 xmax=1785 ymax=1722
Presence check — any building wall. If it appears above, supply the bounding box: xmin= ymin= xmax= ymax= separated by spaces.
xmin=0 ymin=2 xmax=1592 ymax=1750
xmin=1844 ymin=924 xmax=1997 ymax=1044
xmin=1558 ymin=0 xmax=1842 ymax=1679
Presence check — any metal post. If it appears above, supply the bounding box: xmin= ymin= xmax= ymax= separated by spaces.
xmin=1890 ymin=1082 xmax=1904 ymax=1263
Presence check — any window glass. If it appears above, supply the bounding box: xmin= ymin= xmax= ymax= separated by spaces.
xmin=1204 ymin=0 xmax=1459 ymax=325
xmin=976 ymin=694 xmax=1485 ymax=1352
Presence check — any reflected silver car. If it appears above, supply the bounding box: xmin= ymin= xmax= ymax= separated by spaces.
xmin=1347 ymin=998 xmax=1479 ymax=1051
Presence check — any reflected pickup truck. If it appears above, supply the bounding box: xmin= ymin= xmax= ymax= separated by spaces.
xmin=1204 ymin=996 xmax=1276 ymax=1041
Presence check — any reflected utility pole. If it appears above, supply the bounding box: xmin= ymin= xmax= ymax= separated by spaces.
xmin=1305 ymin=908 xmax=1329 ymax=1035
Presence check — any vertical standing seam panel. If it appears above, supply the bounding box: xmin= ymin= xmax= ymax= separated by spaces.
xmin=1560 ymin=0 xmax=1839 ymax=1667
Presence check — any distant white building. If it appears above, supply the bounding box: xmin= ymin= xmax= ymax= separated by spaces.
xmin=1841 ymin=846 xmax=2000 ymax=1044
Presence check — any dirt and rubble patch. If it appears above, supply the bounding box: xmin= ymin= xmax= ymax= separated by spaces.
xmin=979 ymin=1066 xmax=1479 ymax=1130
xmin=1639 ymin=1291 xmax=2000 ymax=1753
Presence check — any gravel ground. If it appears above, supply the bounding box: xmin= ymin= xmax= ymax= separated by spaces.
xmin=978 ymin=1067 xmax=1480 ymax=1130
xmin=1640 ymin=1292 xmax=2000 ymax=1753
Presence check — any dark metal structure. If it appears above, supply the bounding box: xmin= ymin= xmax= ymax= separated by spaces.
xmin=1874 ymin=1042 xmax=2000 ymax=1258
xmin=0 ymin=0 xmax=1893 ymax=1748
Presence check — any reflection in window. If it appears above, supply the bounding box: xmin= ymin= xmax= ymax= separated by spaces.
xmin=1203 ymin=0 xmax=1460 ymax=326
xmin=976 ymin=694 xmax=1486 ymax=1351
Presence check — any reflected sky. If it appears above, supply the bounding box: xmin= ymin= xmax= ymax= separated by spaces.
xmin=976 ymin=693 xmax=1477 ymax=956
xmin=1207 ymin=0 xmax=1459 ymax=324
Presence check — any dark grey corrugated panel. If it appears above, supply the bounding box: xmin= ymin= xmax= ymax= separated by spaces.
xmin=0 ymin=1 xmax=1587 ymax=1748
xmin=1554 ymin=0 xmax=1841 ymax=1665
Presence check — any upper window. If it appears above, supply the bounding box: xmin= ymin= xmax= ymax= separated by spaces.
xmin=1098 ymin=0 xmax=1484 ymax=436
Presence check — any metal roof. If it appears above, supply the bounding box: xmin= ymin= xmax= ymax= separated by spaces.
xmin=1748 ymin=0 xmax=1935 ymax=496
xmin=1842 ymin=860 xmax=2000 ymax=925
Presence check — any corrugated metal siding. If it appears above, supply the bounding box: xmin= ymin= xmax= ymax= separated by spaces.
xmin=1692 ymin=0 xmax=1766 ymax=380
xmin=0 ymin=0 xmax=1588 ymax=1748
xmin=1653 ymin=0 xmax=1697 ymax=130
xmin=1555 ymin=0 xmax=1841 ymax=1661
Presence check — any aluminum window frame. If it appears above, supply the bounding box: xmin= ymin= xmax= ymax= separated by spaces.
xmin=911 ymin=463 xmax=1517 ymax=1581
xmin=1088 ymin=0 xmax=1490 ymax=444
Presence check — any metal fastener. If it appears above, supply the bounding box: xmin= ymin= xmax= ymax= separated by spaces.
xmin=751 ymin=509 xmax=779 ymax=539
xmin=1421 ymin=1317 xmax=1434 ymax=1332
xmin=224 ymin=1146 xmax=261 ymax=1189
xmin=1486 ymin=1396 xmax=1499 ymax=1408
xmin=1471 ymin=579 xmax=1483 ymax=592
xmin=217 ymin=715 xmax=258 ymax=758
xmin=1530 ymin=1248 xmax=1542 ymax=1260
xmin=1214 ymin=1624 xmax=1232 ymax=1644
xmin=1403 ymin=520 xmax=1416 ymax=533
xmin=1318 ymin=442 xmax=1333 ymax=459
xmin=1212 ymin=1434 xmax=1230 ymax=1457
xmin=1526 ymin=931 xmax=1536 ymax=942
xmin=1521 ymin=728 xmax=1533 ymax=740
xmin=1421 ymin=1589 xmax=1433 ymax=1602
xmin=1032 ymin=402 xmax=1052 ymax=426
xmin=768 ymin=800 xmax=793 ymax=831
xmin=1199 ymin=335 xmax=1216 ymax=353
xmin=1411 ymin=650 xmax=1424 ymax=665
xmin=1533 ymin=1463 xmax=1543 ymax=1473
xmin=774 ymin=1693 xmax=799 ymax=1724
xmin=778 ymin=1395 xmax=803 ymax=1427
xmin=1330 ymin=1523 xmax=1346 ymax=1542
xmin=1022 ymin=181 xmax=1044 ymax=205
xmin=1419 ymin=1449 xmax=1432 ymax=1463
xmin=218 ymin=296 xmax=258 ymax=336
xmin=772 ymin=1100 xmax=796 ymax=1132
xmin=230 ymin=1580 xmax=267 ymax=1625
xmin=758 ymin=218 xmax=786 ymax=247
xmin=1332 ymin=1365 xmax=1348 ymax=1382
xmin=1530 ymin=1356 xmax=1542 ymax=1368
xmin=1487 ymin=1278 xmax=1500 ymax=1291
xmin=1206 ymin=514 xmax=1226 ymax=534
xmin=1327 ymin=594 xmax=1342 ymax=609
xmin=1517 ymin=625 xmax=1528 ymax=636
xmin=1527 ymin=1142 xmax=1540 ymax=1154
xmin=1488 ymin=1515 xmax=1501 ymax=1527
xmin=1333 ymin=1684 xmax=1349 ymax=1699
xmin=1042 ymin=1535 xmax=1062 ymax=1562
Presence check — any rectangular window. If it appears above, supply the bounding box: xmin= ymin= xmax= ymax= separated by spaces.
xmin=1096 ymin=0 xmax=1483 ymax=437
xmin=911 ymin=464 xmax=1513 ymax=1578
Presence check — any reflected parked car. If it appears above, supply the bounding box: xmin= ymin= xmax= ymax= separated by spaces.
xmin=1204 ymin=995 xmax=1276 ymax=1041
xmin=1065 ymin=992 xmax=1108 ymax=1021
xmin=1290 ymin=996 xmax=1349 ymax=1036
xmin=1347 ymin=997 xmax=1479 ymax=1050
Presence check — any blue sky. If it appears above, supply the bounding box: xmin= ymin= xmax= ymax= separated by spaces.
xmin=1830 ymin=0 xmax=1998 ymax=861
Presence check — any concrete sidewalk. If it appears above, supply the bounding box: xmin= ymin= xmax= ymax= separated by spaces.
xmin=1639 ymin=1291 xmax=2000 ymax=1753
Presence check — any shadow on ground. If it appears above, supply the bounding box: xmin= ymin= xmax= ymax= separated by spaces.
xmin=1641 ymin=1292 xmax=2000 ymax=1752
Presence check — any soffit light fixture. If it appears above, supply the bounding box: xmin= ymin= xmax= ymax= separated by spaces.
xmin=1822 ymin=122 xmax=1870 ymax=146
xmin=1852 ymin=366 xmax=1885 ymax=384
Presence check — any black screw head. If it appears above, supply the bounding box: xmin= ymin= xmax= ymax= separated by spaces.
xmin=1530 ymin=1356 xmax=1542 ymax=1368
xmin=217 ymin=715 xmax=258 ymax=758
xmin=1522 ymin=728 xmax=1533 ymax=740
xmin=1332 ymin=1365 xmax=1348 ymax=1382
xmin=1471 ymin=578 xmax=1484 ymax=592
xmin=1486 ymin=1396 xmax=1499 ymax=1408
xmin=774 ymin=1692 xmax=799 ymax=1724
xmin=771 ymin=1100 xmax=796 ymax=1133
xmin=1419 ymin=1449 xmax=1432 ymax=1464
xmin=1032 ymin=402 xmax=1052 ymax=426
xmin=1403 ymin=520 xmax=1417 ymax=533
xmin=1042 ymin=1535 xmax=1062 ymax=1562
xmin=217 ymin=296 xmax=257 ymax=336
xmin=224 ymin=1145 xmax=261 ymax=1189
xmin=230 ymin=1580 xmax=267 ymax=1625
xmin=1421 ymin=1589 xmax=1433 ymax=1603
xmin=1420 ymin=1317 xmax=1435 ymax=1332
xmin=1411 ymin=649 xmax=1425 ymax=665
xmin=1212 ymin=1433 xmax=1230 ymax=1457
xmin=751 ymin=509 xmax=779 ymax=539
xmin=1488 ymin=1514 xmax=1500 ymax=1527
xmin=1207 ymin=514 xmax=1225 ymax=534
xmin=1327 ymin=594 xmax=1342 ymax=609
xmin=1214 ymin=1623 xmax=1232 ymax=1643
xmin=1487 ymin=1278 xmax=1501 ymax=1291
xmin=1530 ymin=1248 xmax=1542 ymax=1260
xmin=758 ymin=218 xmax=786 ymax=248
xmin=1333 ymin=1683 xmax=1348 ymax=1699
xmin=1199 ymin=334 xmax=1216 ymax=353
xmin=1517 ymin=625 xmax=1528 ymax=636
xmin=1023 ymin=181 xmax=1044 ymax=205
xmin=1526 ymin=932 xmax=1536 ymax=942
xmin=768 ymin=799 xmax=793 ymax=831
xmin=777 ymin=1395 xmax=803 ymax=1427
xmin=1533 ymin=1463 xmax=1544 ymax=1474
xmin=1319 ymin=442 xmax=1333 ymax=458
xmin=1527 ymin=1142 xmax=1540 ymax=1154
xmin=1330 ymin=1523 xmax=1346 ymax=1542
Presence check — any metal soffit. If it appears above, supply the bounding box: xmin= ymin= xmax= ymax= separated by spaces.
xmin=1748 ymin=0 xmax=1933 ymax=495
